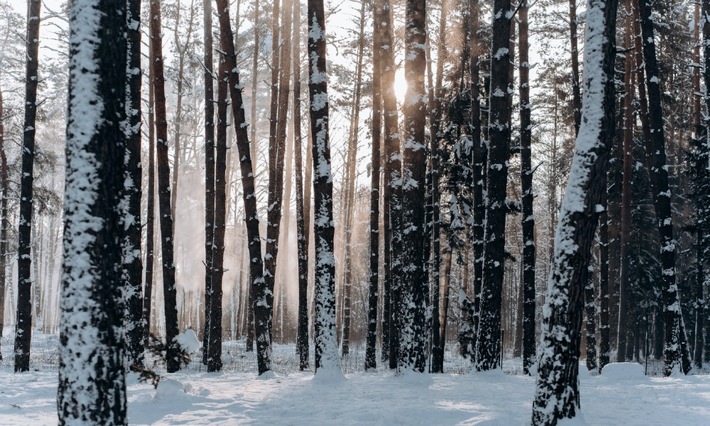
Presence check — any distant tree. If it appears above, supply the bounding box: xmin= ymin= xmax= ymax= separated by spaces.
xmin=307 ymin=0 xmax=341 ymax=375
xmin=0 ymin=87 xmax=5 ymax=361
xmin=531 ymin=0 xmax=618 ymax=421
xmin=14 ymin=0 xmax=41 ymax=373
xmin=58 ymin=0 xmax=128 ymax=421
xmin=150 ymin=0 xmax=181 ymax=373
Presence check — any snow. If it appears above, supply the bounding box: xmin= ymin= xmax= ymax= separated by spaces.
xmin=175 ymin=329 xmax=201 ymax=354
xmin=5 ymin=334 xmax=710 ymax=424
xmin=601 ymin=363 xmax=646 ymax=380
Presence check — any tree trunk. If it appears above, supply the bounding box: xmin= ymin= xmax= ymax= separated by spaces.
xmin=366 ymin=0 xmax=381 ymax=369
xmin=207 ymin=56 xmax=228 ymax=372
xmin=0 ymin=87 xmax=6 ymax=360
xmin=569 ymin=0 xmax=582 ymax=135
xmin=293 ymin=0 xmax=309 ymax=371
xmin=474 ymin=0 xmax=512 ymax=371
xmin=150 ymin=0 xmax=181 ymax=373
xmin=144 ymin=43 xmax=156 ymax=349
xmin=308 ymin=0 xmax=341 ymax=375
xmin=598 ymin=185 xmax=611 ymax=371
xmin=263 ymin=0 xmax=294 ymax=351
xmin=519 ymin=0 xmax=536 ymax=375
xmin=617 ymin=0 xmax=634 ymax=362
xmin=124 ymin=0 xmax=144 ymax=368
xmin=202 ymin=0 xmax=216 ymax=364
xmin=58 ymin=0 xmax=128 ymax=420
xmin=638 ymin=0 xmax=691 ymax=376
xmin=215 ymin=0 xmax=270 ymax=375
xmin=14 ymin=0 xmax=41 ymax=373
xmin=532 ymin=0 xmax=618 ymax=420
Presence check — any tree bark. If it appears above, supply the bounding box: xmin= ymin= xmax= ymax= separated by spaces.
xmin=569 ymin=0 xmax=582 ymax=135
xmin=14 ymin=0 xmax=41 ymax=373
xmin=0 ymin=87 xmax=6 ymax=360
xmin=637 ymin=0 xmax=691 ymax=376
xmin=474 ymin=0 xmax=512 ymax=371
xmin=519 ymin=0 xmax=536 ymax=375
xmin=215 ymin=0 xmax=270 ymax=375
xmin=143 ymin=43 xmax=156 ymax=348
xmin=150 ymin=0 xmax=181 ymax=373
xmin=124 ymin=0 xmax=144 ymax=368
xmin=308 ymin=0 xmax=341 ymax=375
xmin=202 ymin=0 xmax=216 ymax=364
xmin=531 ymin=0 xmax=618 ymax=420
xmin=58 ymin=0 xmax=128 ymax=420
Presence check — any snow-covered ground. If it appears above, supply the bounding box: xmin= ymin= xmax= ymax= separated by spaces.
xmin=2 ymin=333 xmax=710 ymax=425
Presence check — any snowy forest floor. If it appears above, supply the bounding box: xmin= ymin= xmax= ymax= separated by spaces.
xmin=2 ymin=333 xmax=710 ymax=425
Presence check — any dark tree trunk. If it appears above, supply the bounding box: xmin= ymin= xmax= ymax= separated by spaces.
xmin=207 ymin=56 xmax=228 ymax=372
xmin=429 ymin=0 xmax=446 ymax=375
xmin=469 ymin=0 xmax=485 ymax=360
xmin=143 ymin=48 xmax=156 ymax=349
xmin=398 ymin=0 xmax=428 ymax=373
xmin=474 ymin=0 xmax=512 ymax=371
xmin=14 ymin=0 xmax=41 ymax=373
xmin=617 ymin=0 xmax=634 ymax=362
xmin=215 ymin=0 xmax=270 ymax=375
xmin=531 ymin=0 xmax=618 ymax=420
xmin=519 ymin=0 xmax=536 ymax=375
xmin=203 ymin=0 xmax=216 ymax=365
xmin=150 ymin=0 xmax=181 ymax=373
xmin=0 ymin=88 xmax=6 ymax=361
xmin=293 ymin=0 xmax=309 ymax=371
xmin=124 ymin=0 xmax=144 ymax=368
xmin=569 ymin=0 xmax=582 ymax=135
xmin=638 ymin=0 xmax=691 ymax=376
xmin=263 ymin=0 xmax=294 ymax=352
xmin=308 ymin=0 xmax=341 ymax=374
xmin=692 ymin=0 xmax=704 ymax=372
xmin=375 ymin=0 xmax=403 ymax=370
xmin=585 ymin=276 xmax=598 ymax=371
xmin=58 ymin=0 xmax=128 ymax=421
xmin=598 ymin=185 xmax=611 ymax=370
xmin=366 ymin=9 xmax=381 ymax=369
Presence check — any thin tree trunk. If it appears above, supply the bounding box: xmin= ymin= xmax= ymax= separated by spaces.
xmin=617 ymin=0 xmax=634 ymax=362
xmin=215 ymin=0 xmax=270 ymax=375
xmin=150 ymin=0 xmax=181 ymax=373
xmin=203 ymin=0 xmax=216 ymax=364
xmin=125 ymin=0 xmax=144 ymax=368
xmin=143 ymin=56 xmax=156 ymax=349
xmin=0 ymin=87 xmax=6 ymax=360
xmin=475 ymin=0 xmax=512 ymax=371
xmin=569 ymin=0 xmax=582 ymax=135
xmin=293 ymin=0 xmax=309 ymax=371
xmin=14 ymin=0 xmax=41 ymax=373
xmin=598 ymin=184 xmax=611 ymax=371
xmin=208 ymin=55 xmax=228 ymax=372
xmin=638 ymin=0 xmax=691 ymax=376
xmin=250 ymin=0 xmax=260 ymax=175
xmin=532 ymin=0 xmax=618 ymax=419
xmin=519 ymin=0 xmax=536 ymax=375
xmin=366 ymin=0 xmax=381 ymax=369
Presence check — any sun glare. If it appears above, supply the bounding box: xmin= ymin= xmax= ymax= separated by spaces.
xmin=394 ymin=70 xmax=408 ymax=104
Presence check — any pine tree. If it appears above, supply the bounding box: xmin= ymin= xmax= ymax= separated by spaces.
xmin=58 ymin=0 xmax=128 ymax=421
xmin=531 ymin=0 xmax=618 ymax=420
xmin=14 ymin=0 xmax=41 ymax=373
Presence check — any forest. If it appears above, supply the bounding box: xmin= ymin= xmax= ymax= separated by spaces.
xmin=1 ymin=0 xmax=710 ymax=423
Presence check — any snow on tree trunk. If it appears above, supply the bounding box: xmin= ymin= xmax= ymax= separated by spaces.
xmin=474 ymin=0 xmax=512 ymax=372
xmin=398 ymin=0 xmax=428 ymax=373
xmin=58 ymin=0 xmax=128 ymax=422
xmin=637 ymin=0 xmax=691 ymax=377
xmin=14 ymin=0 xmax=41 ymax=373
xmin=215 ymin=0 xmax=271 ymax=375
xmin=307 ymin=0 xmax=341 ymax=376
xmin=531 ymin=0 xmax=618 ymax=421
xmin=124 ymin=0 xmax=144 ymax=369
